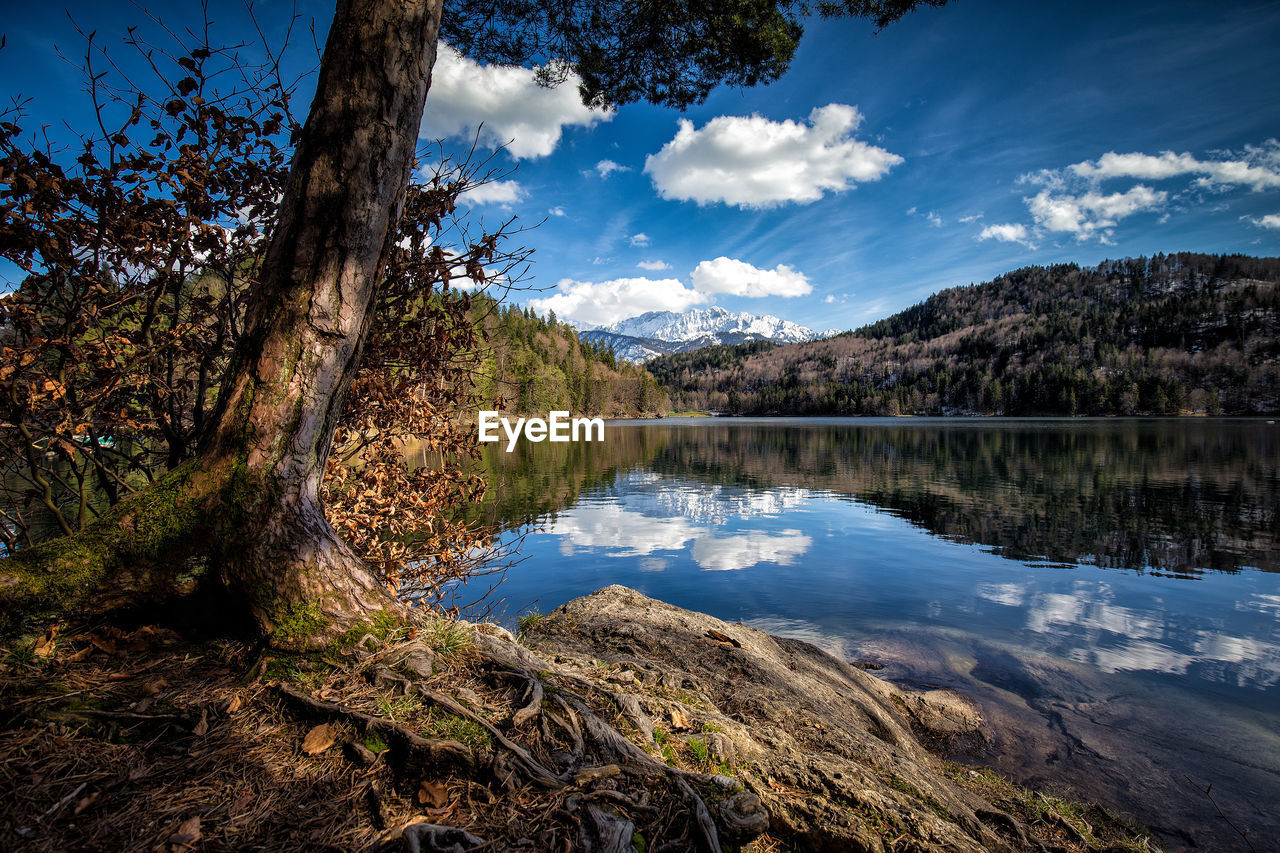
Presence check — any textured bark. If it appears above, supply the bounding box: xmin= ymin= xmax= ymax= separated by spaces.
xmin=194 ymin=0 xmax=445 ymax=642
xmin=0 ymin=0 xmax=446 ymax=644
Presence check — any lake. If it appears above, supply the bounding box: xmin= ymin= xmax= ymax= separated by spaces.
xmin=440 ymin=418 xmax=1280 ymax=850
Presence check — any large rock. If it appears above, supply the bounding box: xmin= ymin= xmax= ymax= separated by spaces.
xmin=528 ymin=586 xmax=1028 ymax=852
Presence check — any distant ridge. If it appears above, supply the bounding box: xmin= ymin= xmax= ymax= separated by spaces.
xmin=646 ymin=253 xmax=1280 ymax=416
xmin=579 ymin=306 xmax=839 ymax=363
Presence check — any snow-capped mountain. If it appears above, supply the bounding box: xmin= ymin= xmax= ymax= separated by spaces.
xmin=578 ymin=306 xmax=841 ymax=363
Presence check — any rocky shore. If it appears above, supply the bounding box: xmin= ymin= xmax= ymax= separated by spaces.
xmin=523 ymin=586 xmax=1153 ymax=852
xmin=0 ymin=585 xmax=1155 ymax=851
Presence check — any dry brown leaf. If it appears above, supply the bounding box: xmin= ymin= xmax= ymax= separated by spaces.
xmin=416 ymin=780 xmax=449 ymax=808
xmin=168 ymin=816 xmax=201 ymax=850
xmin=192 ymin=707 xmax=208 ymax=737
xmin=67 ymin=645 xmax=95 ymax=662
xmin=670 ymin=708 xmax=692 ymax=730
xmin=91 ymin=637 xmax=117 ymax=656
xmin=229 ymin=792 xmax=254 ymax=816
xmin=225 ymin=694 xmax=243 ymax=714
xmin=33 ymin=627 xmax=59 ymax=659
xmin=706 ymin=628 xmax=742 ymax=648
xmin=141 ymin=677 xmax=168 ymax=696
xmin=73 ymin=791 xmax=99 ymax=815
xmin=301 ymin=723 xmax=336 ymax=755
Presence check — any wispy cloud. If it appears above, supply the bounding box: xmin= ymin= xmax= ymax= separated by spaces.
xmin=1067 ymin=143 xmax=1280 ymax=192
xmin=1244 ymin=213 xmax=1280 ymax=230
xmin=594 ymin=159 xmax=629 ymax=179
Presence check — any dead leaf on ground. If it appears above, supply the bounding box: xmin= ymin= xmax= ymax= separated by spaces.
xmin=224 ymin=694 xmax=243 ymax=714
xmin=192 ymin=707 xmax=209 ymax=737
xmin=141 ymin=677 xmax=169 ymax=697
xmin=706 ymin=628 xmax=742 ymax=648
xmin=168 ymin=815 xmax=201 ymax=850
xmin=229 ymin=792 xmax=254 ymax=816
xmin=34 ymin=626 xmax=59 ymax=659
xmin=417 ymin=780 xmax=449 ymax=808
xmin=91 ymin=637 xmax=117 ymax=656
xmin=301 ymin=723 xmax=336 ymax=755
xmin=73 ymin=791 xmax=99 ymax=815
xmin=670 ymin=707 xmax=692 ymax=730
xmin=67 ymin=645 xmax=95 ymax=662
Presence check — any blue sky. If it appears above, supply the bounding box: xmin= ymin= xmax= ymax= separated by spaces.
xmin=4 ymin=0 xmax=1279 ymax=331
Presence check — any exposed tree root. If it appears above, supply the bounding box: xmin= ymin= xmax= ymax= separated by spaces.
xmin=274 ymin=683 xmax=476 ymax=776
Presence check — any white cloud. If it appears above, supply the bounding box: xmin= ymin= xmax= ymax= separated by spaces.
xmin=629 ymin=233 xmax=651 ymax=247
xmin=458 ymin=180 xmax=526 ymax=207
xmin=527 ymin=277 xmax=708 ymax=327
xmin=958 ymin=213 xmax=984 ymax=223
xmin=1069 ymin=146 xmax=1280 ymax=192
xmin=595 ymin=159 xmax=629 ymax=178
xmin=644 ymin=104 xmax=902 ymax=208
xmin=978 ymin=222 xmax=1035 ymax=247
xmin=548 ymin=206 xmax=567 ymax=217
xmin=1245 ymin=213 xmax=1280 ymax=230
xmin=927 ymin=210 xmax=943 ymax=227
xmin=1026 ymin=185 xmax=1166 ymax=242
xmin=690 ymin=256 xmax=812 ymax=298
xmin=546 ymin=505 xmax=699 ymax=557
xmin=691 ymin=530 xmax=812 ymax=571
xmin=421 ymin=43 xmax=610 ymax=159
xmin=637 ymin=260 xmax=670 ymax=271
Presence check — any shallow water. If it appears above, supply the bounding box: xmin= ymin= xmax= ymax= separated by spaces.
xmin=446 ymin=418 xmax=1280 ymax=849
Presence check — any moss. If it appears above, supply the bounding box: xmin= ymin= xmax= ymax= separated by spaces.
xmin=0 ymin=533 xmax=112 ymax=632
xmin=271 ymin=600 xmax=329 ymax=648
xmin=362 ymin=733 xmax=389 ymax=754
xmin=334 ymin=610 xmax=405 ymax=649
xmin=112 ymin=457 xmax=203 ymax=557
xmin=631 ymin=831 xmax=646 ymax=853
xmin=420 ymin=708 xmax=491 ymax=748
xmin=0 ymin=457 xmax=212 ymax=635
xmin=686 ymin=736 xmax=710 ymax=767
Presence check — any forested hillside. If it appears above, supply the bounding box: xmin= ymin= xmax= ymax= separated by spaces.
xmin=648 ymin=253 xmax=1280 ymax=416
xmin=471 ymin=297 xmax=668 ymax=417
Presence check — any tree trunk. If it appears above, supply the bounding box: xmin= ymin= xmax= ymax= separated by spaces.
xmin=0 ymin=0 xmax=445 ymax=646
xmin=195 ymin=0 xmax=445 ymax=644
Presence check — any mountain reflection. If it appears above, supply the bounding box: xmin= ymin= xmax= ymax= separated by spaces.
xmin=469 ymin=418 xmax=1279 ymax=575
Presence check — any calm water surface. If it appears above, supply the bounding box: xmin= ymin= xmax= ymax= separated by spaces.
xmin=447 ymin=418 xmax=1280 ymax=850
